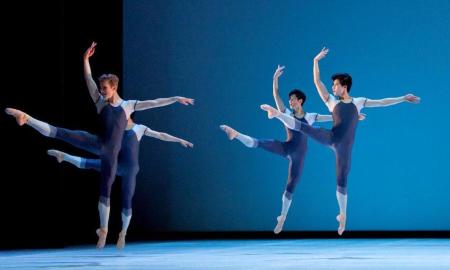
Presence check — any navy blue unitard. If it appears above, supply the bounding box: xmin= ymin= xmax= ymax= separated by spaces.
xmin=257 ymin=111 xmax=318 ymax=194
xmin=291 ymin=96 xmax=366 ymax=194
xmin=92 ymin=97 xmax=136 ymax=205
xmin=83 ymin=124 xmax=146 ymax=215
xmin=50 ymin=122 xmax=146 ymax=214
xmin=54 ymin=128 xmax=101 ymax=155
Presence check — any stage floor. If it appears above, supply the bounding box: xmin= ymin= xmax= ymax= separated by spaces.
xmin=1 ymin=239 xmax=449 ymax=269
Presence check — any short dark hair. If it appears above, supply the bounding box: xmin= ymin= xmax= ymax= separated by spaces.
xmin=331 ymin=73 xmax=352 ymax=93
xmin=288 ymin=89 xmax=306 ymax=105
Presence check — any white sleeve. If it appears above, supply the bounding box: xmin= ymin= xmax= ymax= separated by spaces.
xmin=325 ymin=94 xmax=339 ymax=112
xmin=353 ymin=97 xmax=367 ymax=113
xmin=304 ymin=113 xmax=318 ymax=125
xmin=121 ymin=100 xmax=138 ymax=120
xmin=133 ymin=124 xmax=148 ymax=141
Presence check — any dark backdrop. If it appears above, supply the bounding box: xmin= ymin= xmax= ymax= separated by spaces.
xmin=1 ymin=0 xmax=122 ymax=249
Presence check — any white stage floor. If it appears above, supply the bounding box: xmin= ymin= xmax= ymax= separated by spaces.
xmin=1 ymin=239 xmax=449 ymax=269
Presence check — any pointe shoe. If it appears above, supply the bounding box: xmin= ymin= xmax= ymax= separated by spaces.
xmin=5 ymin=108 xmax=29 ymax=126
xmin=116 ymin=231 xmax=126 ymax=249
xmin=47 ymin=149 xmax=64 ymax=163
xmin=274 ymin=215 xmax=286 ymax=234
xmin=219 ymin=125 xmax=238 ymax=140
xmin=96 ymin=228 xmax=108 ymax=249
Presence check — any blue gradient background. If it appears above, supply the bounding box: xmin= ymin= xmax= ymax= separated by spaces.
xmin=123 ymin=0 xmax=450 ymax=231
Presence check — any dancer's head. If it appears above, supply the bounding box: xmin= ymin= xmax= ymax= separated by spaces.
xmin=98 ymin=74 xmax=119 ymax=100
xmin=331 ymin=73 xmax=352 ymax=97
xmin=288 ymin=89 xmax=306 ymax=111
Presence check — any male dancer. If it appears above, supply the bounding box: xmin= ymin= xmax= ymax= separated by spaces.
xmin=47 ymin=117 xmax=193 ymax=249
xmin=261 ymin=48 xmax=420 ymax=235
xmin=86 ymin=41 xmax=193 ymax=248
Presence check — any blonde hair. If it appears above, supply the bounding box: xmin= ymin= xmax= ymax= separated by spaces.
xmin=98 ymin=74 xmax=119 ymax=87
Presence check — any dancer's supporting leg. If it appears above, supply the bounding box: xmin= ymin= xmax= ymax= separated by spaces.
xmin=274 ymin=153 xmax=304 ymax=234
xmin=256 ymin=138 xmax=291 ymax=234
xmin=334 ymin=144 xmax=351 ymax=235
xmin=96 ymin=152 xmax=119 ymax=249
xmin=116 ymin=167 xmax=138 ymax=249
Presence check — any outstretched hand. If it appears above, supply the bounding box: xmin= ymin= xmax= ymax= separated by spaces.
xmin=358 ymin=113 xmax=366 ymax=121
xmin=404 ymin=94 xmax=420 ymax=104
xmin=273 ymin=65 xmax=285 ymax=79
xmin=180 ymin=140 xmax=194 ymax=148
xmin=84 ymin=41 xmax=97 ymax=60
xmin=177 ymin=97 xmax=195 ymax=105
xmin=314 ymin=47 xmax=329 ymax=61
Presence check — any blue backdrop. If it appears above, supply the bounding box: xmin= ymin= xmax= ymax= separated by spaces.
xmin=123 ymin=0 xmax=450 ymax=231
